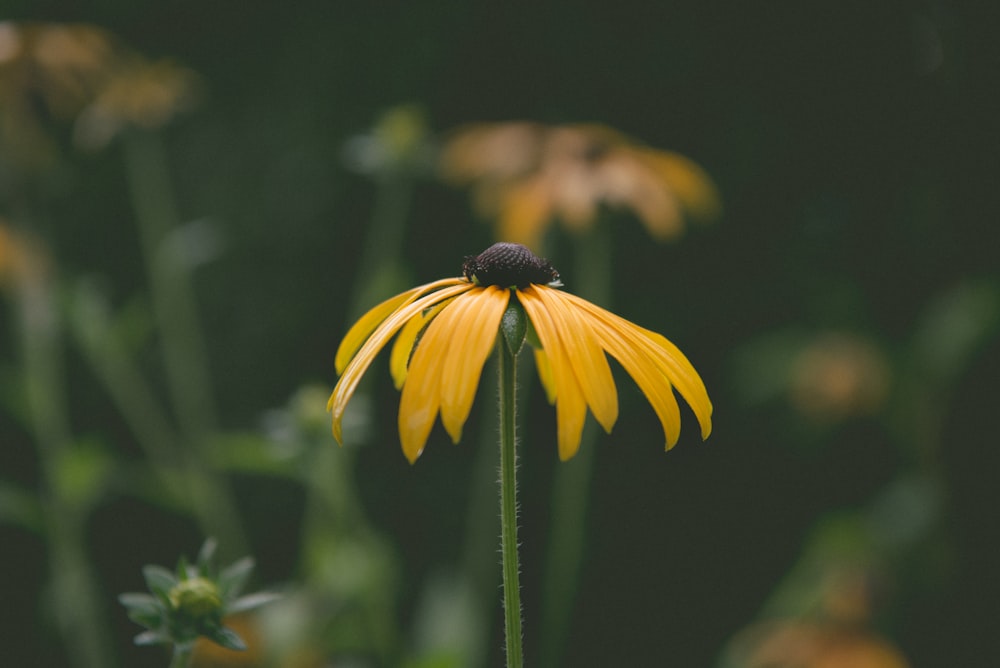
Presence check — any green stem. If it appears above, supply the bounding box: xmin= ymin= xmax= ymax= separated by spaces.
xmin=14 ymin=269 xmax=114 ymax=668
xmin=347 ymin=169 xmax=414 ymax=322
xmin=122 ymin=129 xmax=216 ymax=440
xmin=539 ymin=215 xmax=613 ymax=666
xmin=169 ymin=644 xmax=192 ymax=668
xmin=498 ymin=336 xmax=523 ymax=668
xmin=121 ymin=129 xmax=247 ymax=554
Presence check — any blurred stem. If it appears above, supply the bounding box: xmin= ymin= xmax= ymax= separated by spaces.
xmin=70 ymin=290 xmax=180 ymax=472
xmin=169 ymin=645 xmax=192 ymax=668
xmin=122 ymin=129 xmax=216 ymax=440
xmin=15 ymin=269 xmax=114 ymax=668
xmin=498 ymin=335 xmax=523 ymax=668
xmin=121 ymin=129 xmax=246 ymax=553
xmin=461 ymin=376 xmax=503 ymax=666
xmin=299 ymin=443 xmax=398 ymax=662
xmin=347 ymin=168 xmax=414 ymax=322
xmin=539 ymin=217 xmax=613 ymax=667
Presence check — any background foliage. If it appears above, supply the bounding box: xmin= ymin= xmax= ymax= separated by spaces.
xmin=2 ymin=1 xmax=998 ymax=666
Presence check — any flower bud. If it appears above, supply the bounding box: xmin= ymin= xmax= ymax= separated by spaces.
xmin=169 ymin=577 xmax=222 ymax=618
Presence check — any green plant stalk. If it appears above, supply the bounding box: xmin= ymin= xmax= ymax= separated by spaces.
xmin=299 ymin=443 xmax=399 ymax=663
xmin=121 ymin=129 xmax=246 ymax=553
xmin=16 ymin=274 xmax=114 ymax=668
xmin=69 ymin=291 xmax=180 ymax=471
xmin=169 ymin=644 xmax=193 ymax=668
xmin=539 ymin=215 xmax=613 ymax=667
xmin=347 ymin=168 xmax=415 ymax=322
xmin=498 ymin=335 xmax=523 ymax=668
xmin=121 ymin=129 xmax=216 ymax=439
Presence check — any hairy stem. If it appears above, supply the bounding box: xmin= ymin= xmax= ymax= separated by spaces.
xmin=498 ymin=336 xmax=523 ymax=668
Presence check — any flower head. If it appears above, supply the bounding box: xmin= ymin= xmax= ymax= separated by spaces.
xmin=0 ymin=21 xmax=117 ymax=170
xmin=440 ymin=122 xmax=721 ymax=251
xmin=74 ymin=55 xmax=201 ymax=149
xmin=329 ymin=242 xmax=712 ymax=463
xmin=120 ymin=538 xmax=279 ymax=654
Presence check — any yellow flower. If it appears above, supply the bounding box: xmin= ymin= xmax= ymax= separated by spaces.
xmin=74 ymin=56 xmax=201 ymax=149
xmin=0 ymin=221 xmax=48 ymax=290
xmin=440 ymin=122 xmax=721 ymax=252
xmin=328 ymin=242 xmax=712 ymax=463
xmin=0 ymin=21 xmax=117 ymax=169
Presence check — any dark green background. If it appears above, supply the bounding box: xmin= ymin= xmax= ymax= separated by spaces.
xmin=3 ymin=1 xmax=998 ymax=666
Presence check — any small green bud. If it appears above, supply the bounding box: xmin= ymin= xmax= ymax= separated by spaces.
xmin=169 ymin=577 xmax=222 ymax=618
xmin=501 ymin=298 xmax=528 ymax=356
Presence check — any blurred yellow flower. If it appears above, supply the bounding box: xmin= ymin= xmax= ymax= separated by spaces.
xmin=74 ymin=56 xmax=201 ymax=149
xmin=0 ymin=21 xmax=115 ymax=117
xmin=190 ymin=614 xmax=265 ymax=668
xmin=328 ymin=242 xmax=712 ymax=463
xmin=0 ymin=221 xmax=48 ymax=289
xmin=0 ymin=21 xmax=116 ymax=168
xmin=0 ymin=21 xmax=200 ymax=163
xmin=726 ymin=621 xmax=911 ymax=668
xmin=789 ymin=333 xmax=891 ymax=422
xmin=341 ymin=103 xmax=431 ymax=175
xmin=440 ymin=122 xmax=721 ymax=251
xmin=0 ymin=223 xmax=11 ymax=275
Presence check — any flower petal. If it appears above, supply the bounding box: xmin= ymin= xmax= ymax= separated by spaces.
xmin=533 ymin=348 xmax=557 ymax=404
xmin=328 ymin=280 xmax=473 ymax=444
xmin=397 ymin=319 xmax=448 ymax=462
xmin=439 ymin=286 xmax=510 ymax=443
xmin=588 ymin=316 xmax=683 ymax=447
xmin=389 ymin=298 xmax=452 ymax=390
xmin=335 ymin=278 xmax=469 ymax=373
xmin=637 ymin=148 xmax=722 ymax=221
xmin=530 ymin=287 xmax=618 ymax=433
xmin=519 ymin=287 xmax=588 ymax=460
xmin=559 ymin=291 xmax=713 ymax=441
xmin=397 ymin=288 xmax=498 ymax=462
xmin=639 ymin=328 xmax=713 ymax=439
xmin=335 ymin=288 xmax=415 ymax=374
xmin=499 ymin=178 xmax=554 ymax=252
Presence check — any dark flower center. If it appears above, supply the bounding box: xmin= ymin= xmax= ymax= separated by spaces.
xmin=462 ymin=242 xmax=561 ymax=289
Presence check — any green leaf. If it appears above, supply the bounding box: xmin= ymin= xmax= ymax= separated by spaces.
xmin=196 ymin=538 xmax=218 ymax=576
xmin=126 ymin=607 xmax=164 ymax=629
xmin=205 ymin=432 xmax=302 ymax=478
xmin=177 ymin=554 xmax=199 ymax=580
xmin=208 ymin=625 xmax=247 ymax=651
xmin=218 ymin=557 xmax=254 ymax=599
xmin=119 ymin=592 xmax=161 ymax=615
xmin=226 ymin=591 xmax=281 ymax=614
xmin=142 ymin=565 xmax=178 ymax=598
xmin=51 ymin=440 xmax=113 ymax=512
xmin=0 ymin=481 xmax=45 ymax=534
xmin=134 ymin=629 xmax=170 ymax=646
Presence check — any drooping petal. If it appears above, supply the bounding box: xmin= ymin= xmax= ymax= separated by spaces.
xmin=397 ymin=311 xmax=450 ymax=462
xmin=328 ymin=280 xmax=474 ymax=444
xmin=397 ymin=289 xmax=496 ymax=462
xmin=531 ymin=287 xmax=618 ymax=433
xmin=586 ymin=314 xmax=683 ymax=448
xmin=439 ymin=286 xmax=510 ymax=443
xmin=533 ymin=348 xmax=557 ymax=404
xmin=335 ymin=277 xmax=468 ymax=373
xmin=519 ymin=287 xmax=588 ymax=460
xmin=389 ymin=298 xmax=453 ymax=390
xmin=558 ymin=290 xmax=713 ymax=441
xmin=638 ymin=328 xmax=713 ymax=439
xmin=335 ymin=289 xmax=416 ymax=374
